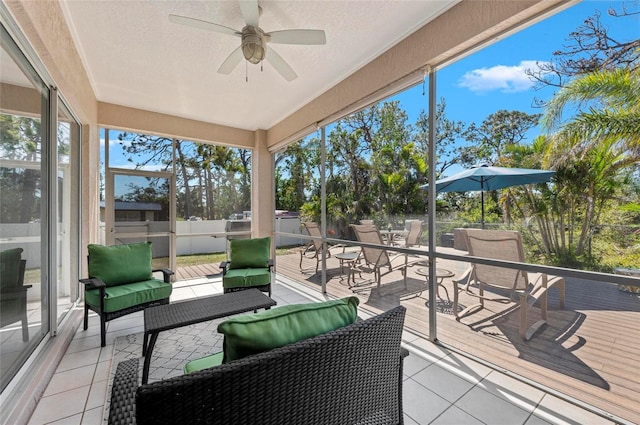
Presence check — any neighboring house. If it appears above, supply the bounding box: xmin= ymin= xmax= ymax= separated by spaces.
xmin=99 ymin=201 xmax=166 ymax=222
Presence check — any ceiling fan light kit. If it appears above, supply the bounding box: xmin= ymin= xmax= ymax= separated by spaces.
xmin=169 ymin=0 xmax=325 ymax=81
xmin=241 ymin=26 xmax=266 ymax=64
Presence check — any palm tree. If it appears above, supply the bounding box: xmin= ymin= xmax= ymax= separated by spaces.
xmin=542 ymin=67 xmax=640 ymax=163
xmin=542 ymin=65 xmax=640 ymax=256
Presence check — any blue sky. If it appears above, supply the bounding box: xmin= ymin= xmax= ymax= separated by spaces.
xmin=390 ymin=0 xmax=639 ymax=175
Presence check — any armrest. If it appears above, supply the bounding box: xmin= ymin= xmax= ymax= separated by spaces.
xmin=153 ymin=268 xmax=174 ymax=283
xmin=108 ymin=358 xmax=140 ymax=425
xmin=79 ymin=278 xmax=106 ymax=290
xmin=268 ymin=259 xmax=274 ymax=272
xmin=220 ymin=261 xmax=229 ymax=275
xmin=452 ymin=267 xmax=473 ymax=289
xmin=401 ymin=347 xmax=410 ymax=359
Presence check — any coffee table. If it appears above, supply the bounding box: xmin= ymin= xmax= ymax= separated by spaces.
xmin=142 ymin=289 xmax=276 ymax=384
xmin=415 ymin=267 xmax=455 ymax=300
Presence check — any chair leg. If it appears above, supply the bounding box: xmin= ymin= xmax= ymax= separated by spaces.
xmin=100 ymin=315 xmax=106 ymax=347
xmin=84 ymin=303 xmax=89 ymax=330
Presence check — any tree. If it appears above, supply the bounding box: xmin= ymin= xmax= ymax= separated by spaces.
xmin=410 ymin=99 xmax=466 ymax=177
xmin=0 ymin=114 xmax=42 ymax=223
xmin=541 ymin=66 xmax=640 ymax=256
xmin=527 ymin=3 xmax=640 ymax=105
xmin=462 ymin=110 xmax=542 ymax=165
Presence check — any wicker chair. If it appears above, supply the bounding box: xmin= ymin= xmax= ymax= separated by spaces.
xmin=453 ymin=229 xmax=566 ymax=340
xmin=108 ymin=305 xmax=408 ymax=425
xmin=0 ymin=248 xmax=31 ymax=341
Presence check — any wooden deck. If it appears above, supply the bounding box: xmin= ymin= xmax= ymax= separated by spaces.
xmin=177 ymin=252 xmax=640 ymax=423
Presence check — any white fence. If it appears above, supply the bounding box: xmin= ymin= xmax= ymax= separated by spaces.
xmin=97 ymin=217 xmax=305 ymax=257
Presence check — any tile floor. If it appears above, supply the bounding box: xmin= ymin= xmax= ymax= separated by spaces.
xmin=25 ymin=275 xmax=615 ymax=425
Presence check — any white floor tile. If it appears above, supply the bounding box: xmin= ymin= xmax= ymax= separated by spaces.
xmin=86 ymin=380 xmax=108 ymax=411
xmin=28 ymin=386 xmax=90 ymax=425
xmin=45 ymin=413 xmax=82 ymax=425
xmin=403 ymin=378 xmax=451 ymax=424
xmin=455 ymin=386 xmax=531 ymax=425
xmin=94 ymin=360 xmax=112 ymax=382
xmin=479 ymin=370 xmax=545 ymax=412
xmin=56 ymin=348 xmax=101 ymax=373
xmin=45 ymin=364 xmax=95 ymax=396
xmin=412 ymin=363 xmax=476 ymax=403
xmin=431 ymin=405 xmax=484 ymax=425
xmin=80 ymin=407 xmax=104 ymax=425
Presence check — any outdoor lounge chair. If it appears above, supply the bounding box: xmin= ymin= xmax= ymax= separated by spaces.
xmin=0 ymin=248 xmax=31 ymax=342
xmin=453 ymin=229 xmax=566 ymax=341
xmin=400 ymin=220 xmax=424 ymax=248
xmin=299 ymin=222 xmax=345 ymax=273
xmin=350 ymin=224 xmax=422 ymax=293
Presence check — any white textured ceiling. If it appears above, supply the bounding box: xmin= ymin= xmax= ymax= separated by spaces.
xmin=60 ymin=1 xmax=457 ymax=131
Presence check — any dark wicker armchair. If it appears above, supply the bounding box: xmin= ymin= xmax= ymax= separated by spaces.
xmin=0 ymin=248 xmax=31 ymax=341
xmin=108 ymin=305 xmax=408 ymax=425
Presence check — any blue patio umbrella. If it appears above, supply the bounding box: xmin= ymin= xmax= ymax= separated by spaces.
xmin=420 ymin=164 xmax=555 ymax=229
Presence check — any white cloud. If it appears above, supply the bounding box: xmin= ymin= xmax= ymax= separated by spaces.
xmin=458 ymin=60 xmax=545 ymax=94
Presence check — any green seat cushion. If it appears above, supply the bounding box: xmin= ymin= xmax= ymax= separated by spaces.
xmin=183 ymin=351 xmax=224 ymax=374
xmin=218 ymin=296 xmax=359 ymax=363
xmin=222 ymin=268 xmax=271 ymax=289
xmin=0 ymin=248 xmax=23 ymax=288
xmin=84 ymin=279 xmax=171 ymax=313
xmin=229 ymin=237 xmax=270 ymax=269
xmin=88 ymin=243 xmax=152 ymax=287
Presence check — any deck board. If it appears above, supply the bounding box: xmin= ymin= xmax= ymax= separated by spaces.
xmin=177 ymin=252 xmax=640 ymax=424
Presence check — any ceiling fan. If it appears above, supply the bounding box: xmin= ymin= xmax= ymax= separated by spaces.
xmin=169 ymin=0 xmax=326 ymax=81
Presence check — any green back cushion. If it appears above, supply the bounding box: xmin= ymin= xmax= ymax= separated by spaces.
xmin=0 ymin=248 xmax=23 ymax=288
xmin=218 ymin=296 xmax=359 ymax=363
xmin=229 ymin=237 xmax=270 ymax=269
xmin=88 ymin=243 xmax=152 ymax=286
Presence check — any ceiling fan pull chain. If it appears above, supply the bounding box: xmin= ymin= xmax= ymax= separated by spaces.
xmin=246 ymin=60 xmax=248 ymax=83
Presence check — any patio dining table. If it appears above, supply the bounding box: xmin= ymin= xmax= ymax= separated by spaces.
xmin=379 ymin=229 xmax=408 ymax=245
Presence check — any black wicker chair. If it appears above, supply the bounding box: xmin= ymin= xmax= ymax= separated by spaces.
xmin=108 ymin=305 xmax=408 ymax=425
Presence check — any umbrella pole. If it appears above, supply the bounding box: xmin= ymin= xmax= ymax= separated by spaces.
xmin=481 ymin=190 xmax=485 ymax=230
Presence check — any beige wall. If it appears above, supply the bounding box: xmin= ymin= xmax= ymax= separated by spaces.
xmin=98 ymin=102 xmax=255 ymax=149
xmin=251 ymin=129 xmax=274 ymax=240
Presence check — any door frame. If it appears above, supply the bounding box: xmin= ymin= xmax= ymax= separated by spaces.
xmin=105 ymin=167 xmax=176 ymax=273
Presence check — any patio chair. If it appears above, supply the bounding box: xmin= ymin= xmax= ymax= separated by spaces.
xmin=453 ymin=229 xmax=566 ymax=341
xmin=399 ymin=220 xmax=424 ymax=248
xmin=350 ymin=224 xmax=422 ymax=293
xmin=0 ymin=248 xmax=31 ymax=341
xmin=81 ymin=242 xmax=174 ymax=347
xmin=221 ymin=236 xmax=273 ymax=296
xmin=299 ymin=222 xmax=345 ymax=273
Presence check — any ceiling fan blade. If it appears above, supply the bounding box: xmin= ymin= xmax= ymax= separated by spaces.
xmin=266 ymin=47 xmax=297 ymax=81
xmin=217 ymin=46 xmax=244 ymax=74
xmin=239 ymin=0 xmax=259 ymax=28
xmin=169 ymin=14 xmax=240 ymax=37
xmin=267 ymin=29 xmax=326 ymax=45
